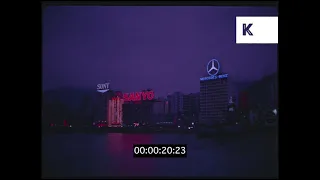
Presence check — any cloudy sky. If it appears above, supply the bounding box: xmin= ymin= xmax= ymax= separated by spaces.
xmin=42 ymin=6 xmax=277 ymax=97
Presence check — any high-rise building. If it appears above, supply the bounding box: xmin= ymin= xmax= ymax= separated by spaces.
xmin=167 ymin=95 xmax=172 ymax=114
xmin=192 ymin=92 xmax=200 ymax=115
xmin=200 ymin=78 xmax=228 ymax=124
xmin=199 ymin=59 xmax=236 ymax=125
xmin=190 ymin=93 xmax=200 ymax=122
xmin=182 ymin=94 xmax=191 ymax=115
xmin=152 ymin=97 xmax=165 ymax=115
xmin=168 ymin=92 xmax=183 ymax=115
xmin=164 ymin=99 xmax=169 ymax=114
xmin=107 ymin=97 xmax=124 ymax=127
xmin=151 ymin=97 xmax=166 ymax=123
xmin=93 ymin=90 xmax=116 ymax=124
xmin=181 ymin=93 xmax=200 ymax=116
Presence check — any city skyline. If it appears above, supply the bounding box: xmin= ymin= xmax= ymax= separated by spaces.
xmin=42 ymin=73 xmax=272 ymax=100
xmin=42 ymin=6 xmax=277 ymax=98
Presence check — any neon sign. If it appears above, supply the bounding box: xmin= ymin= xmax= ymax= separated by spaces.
xmin=123 ymin=91 xmax=155 ymax=102
xmin=200 ymin=74 xmax=228 ymax=81
xmin=200 ymin=59 xmax=228 ymax=81
xmin=97 ymin=82 xmax=110 ymax=93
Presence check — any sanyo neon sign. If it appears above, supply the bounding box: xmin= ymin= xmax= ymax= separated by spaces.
xmin=97 ymin=82 xmax=110 ymax=93
xmin=200 ymin=59 xmax=229 ymax=81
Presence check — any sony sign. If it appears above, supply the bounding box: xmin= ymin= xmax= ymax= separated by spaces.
xmin=200 ymin=59 xmax=229 ymax=81
xmin=97 ymin=82 xmax=110 ymax=93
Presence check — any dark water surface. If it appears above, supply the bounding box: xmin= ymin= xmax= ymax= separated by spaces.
xmin=42 ymin=132 xmax=278 ymax=178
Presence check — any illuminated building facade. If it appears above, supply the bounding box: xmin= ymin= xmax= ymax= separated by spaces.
xmin=200 ymin=77 xmax=227 ymax=124
xmin=107 ymin=97 xmax=124 ymax=127
xmin=199 ymin=59 xmax=236 ymax=125
xmin=95 ymin=90 xmax=115 ymax=122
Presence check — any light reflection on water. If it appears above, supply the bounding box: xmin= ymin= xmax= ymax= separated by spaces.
xmin=42 ymin=133 xmax=278 ymax=178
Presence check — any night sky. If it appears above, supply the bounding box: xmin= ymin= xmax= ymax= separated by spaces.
xmin=42 ymin=6 xmax=278 ymax=97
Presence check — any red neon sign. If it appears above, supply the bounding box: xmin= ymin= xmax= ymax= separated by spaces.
xmin=123 ymin=91 xmax=155 ymax=102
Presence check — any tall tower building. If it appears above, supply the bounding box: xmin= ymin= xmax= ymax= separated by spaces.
xmin=182 ymin=94 xmax=191 ymax=115
xmin=107 ymin=97 xmax=124 ymax=127
xmin=168 ymin=92 xmax=184 ymax=115
xmin=199 ymin=59 xmax=236 ymax=125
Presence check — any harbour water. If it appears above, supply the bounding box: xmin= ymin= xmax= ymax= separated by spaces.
xmin=42 ymin=132 xmax=278 ymax=178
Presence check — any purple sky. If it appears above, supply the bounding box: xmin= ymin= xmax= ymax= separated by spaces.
xmin=42 ymin=6 xmax=277 ymax=97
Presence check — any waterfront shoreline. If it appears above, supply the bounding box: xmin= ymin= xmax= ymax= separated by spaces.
xmin=42 ymin=125 xmax=277 ymax=138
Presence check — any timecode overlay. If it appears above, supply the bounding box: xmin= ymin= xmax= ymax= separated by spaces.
xmin=133 ymin=144 xmax=187 ymax=158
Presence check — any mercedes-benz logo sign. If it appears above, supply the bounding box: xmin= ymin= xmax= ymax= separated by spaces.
xmin=207 ymin=59 xmax=220 ymax=76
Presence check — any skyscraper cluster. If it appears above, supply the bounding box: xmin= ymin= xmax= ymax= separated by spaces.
xmin=151 ymin=92 xmax=200 ymax=124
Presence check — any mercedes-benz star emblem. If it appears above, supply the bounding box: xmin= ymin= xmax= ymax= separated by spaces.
xmin=207 ymin=59 xmax=220 ymax=76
